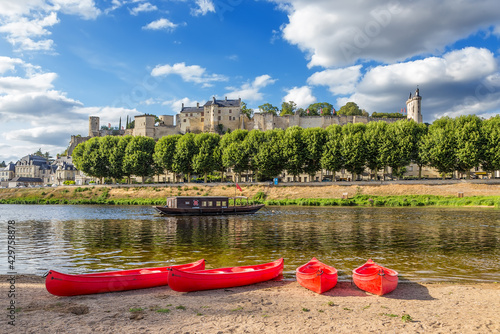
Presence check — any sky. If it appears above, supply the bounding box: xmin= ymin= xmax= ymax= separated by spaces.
xmin=1 ymin=0 xmax=500 ymax=163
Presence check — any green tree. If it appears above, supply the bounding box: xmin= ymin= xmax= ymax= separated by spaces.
xmin=321 ymin=125 xmax=344 ymax=180
xmin=306 ymin=102 xmax=334 ymax=116
xmin=192 ymin=133 xmax=221 ymax=183
xmin=337 ymin=102 xmax=365 ymax=116
xmin=380 ymin=121 xmax=419 ymax=179
xmin=302 ymin=127 xmax=326 ymax=181
xmin=0 ymin=161 xmax=6 ymax=167
xmin=154 ymin=135 xmax=181 ymax=182
xmin=364 ymin=121 xmax=387 ymax=179
xmin=282 ymin=126 xmax=306 ymax=180
xmin=419 ymin=117 xmax=457 ymax=179
xmin=240 ymin=101 xmax=254 ymax=120
xmin=258 ymin=103 xmax=279 ymax=115
xmin=454 ymin=115 xmax=483 ymax=179
xmin=172 ymin=133 xmax=197 ymax=182
xmin=280 ymin=101 xmax=297 ymax=116
xmin=244 ymin=130 xmax=266 ymax=180
xmin=341 ymin=123 xmax=366 ymax=180
xmin=253 ymin=129 xmax=285 ymax=181
xmin=112 ymin=135 xmax=132 ymax=183
xmin=221 ymin=130 xmax=249 ymax=182
xmin=481 ymin=115 xmax=500 ymax=177
xmin=73 ymin=137 xmax=108 ymax=183
xmin=123 ymin=136 xmax=156 ymax=183
xmin=99 ymin=136 xmax=120 ymax=181
xmin=413 ymin=123 xmax=429 ymax=179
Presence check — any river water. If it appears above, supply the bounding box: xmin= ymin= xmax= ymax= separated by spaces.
xmin=1 ymin=205 xmax=498 ymax=282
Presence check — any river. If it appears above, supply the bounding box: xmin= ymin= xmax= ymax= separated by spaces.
xmin=1 ymin=205 xmax=498 ymax=282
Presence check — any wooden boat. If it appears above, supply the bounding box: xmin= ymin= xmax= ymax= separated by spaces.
xmin=45 ymin=259 xmax=205 ymax=296
xmin=153 ymin=196 xmax=264 ymax=216
xmin=168 ymin=258 xmax=284 ymax=292
xmin=296 ymin=257 xmax=338 ymax=294
xmin=352 ymin=259 xmax=398 ymax=295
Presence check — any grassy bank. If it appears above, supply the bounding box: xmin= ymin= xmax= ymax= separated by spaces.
xmin=0 ymin=184 xmax=499 ymax=208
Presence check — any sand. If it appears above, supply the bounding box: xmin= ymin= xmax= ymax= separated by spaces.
xmin=3 ymin=275 xmax=499 ymax=334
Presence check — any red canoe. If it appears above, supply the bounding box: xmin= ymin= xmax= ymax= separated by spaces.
xmin=352 ymin=259 xmax=398 ymax=295
xmin=168 ymin=258 xmax=284 ymax=292
xmin=296 ymin=257 xmax=338 ymax=294
xmin=45 ymin=259 xmax=205 ymax=296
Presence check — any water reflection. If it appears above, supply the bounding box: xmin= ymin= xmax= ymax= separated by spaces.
xmin=0 ymin=205 xmax=498 ymax=282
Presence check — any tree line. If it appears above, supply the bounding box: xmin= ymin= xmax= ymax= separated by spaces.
xmin=71 ymin=115 xmax=500 ymax=183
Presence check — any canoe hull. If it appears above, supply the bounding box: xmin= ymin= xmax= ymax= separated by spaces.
xmin=296 ymin=257 xmax=338 ymax=294
xmin=352 ymin=259 xmax=398 ymax=295
xmin=168 ymin=258 xmax=284 ymax=292
xmin=154 ymin=204 xmax=265 ymax=216
xmin=45 ymin=259 xmax=205 ymax=296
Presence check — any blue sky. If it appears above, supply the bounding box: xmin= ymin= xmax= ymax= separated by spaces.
xmin=1 ymin=0 xmax=500 ymax=163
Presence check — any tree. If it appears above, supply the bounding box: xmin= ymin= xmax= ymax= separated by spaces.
xmin=258 ymin=103 xmax=279 ymax=115
xmin=454 ymin=115 xmax=483 ymax=179
xmin=72 ymin=137 xmax=107 ymax=182
xmin=172 ymin=133 xmax=197 ymax=182
xmin=112 ymin=135 xmax=132 ymax=183
xmin=282 ymin=126 xmax=306 ymax=180
xmin=413 ymin=123 xmax=429 ymax=179
xmin=340 ymin=123 xmax=366 ymax=180
xmin=240 ymin=101 xmax=254 ymax=120
xmin=253 ymin=129 xmax=285 ymax=181
xmin=306 ymin=102 xmax=334 ymax=116
xmin=302 ymin=127 xmax=326 ymax=180
xmin=153 ymin=135 xmax=181 ymax=182
xmin=123 ymin=136 xmax=156 ymax=183
xmin=192 ymin=133 xmax=221 ymax=183
xmin=0 ymin=161 xmax=6 ymax=167
xmin=221 ymin=130 xmax=249 ymax=182
xmin=419 ymin=117 xmax=457 ymax=179
xmin=364 ymin=121 xmax=387 ymax=179
xmin=280 ymin=101 xmax=297 ymax=116
xmin=380 ymin=120 xmax=419 ymax=179
xmin=481 ymin=115 xmax=500 ymax=177
xmin=99 ymin=136 xmax=120 ymax=181
xmin=321 ymin=125 xmax=344 ymax=179
xmin=244 ymin=130 xmax=266 ymax=180
xmin=337 ymin=102 xmax=366 ymax=116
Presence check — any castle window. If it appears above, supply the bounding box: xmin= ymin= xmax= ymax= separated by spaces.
xmin=218 ymin=116 xmax=221 ymax=121
xmin=201 ymin=118 xmax=204 ymax=122
xmin=190 ymin=113 xmax=193 ymax=117
xmin=218 ymin=110 xmax=221 ymax=114
xmin=229 ymin=110 xmax=232 ymax=113
xmin=201 ymin=112 xmax=204 ymax=116
xmin=183 ymin=119 xmax=186 ymax=122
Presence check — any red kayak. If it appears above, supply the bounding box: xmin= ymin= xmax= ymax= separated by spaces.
xmin=168 ymin=258 xmax=284 ymax=292
xmin=296 ymin=257 xmax=338 ymax=294
xmin=352 ymin=259 xmax=398 ymax=295
xmin=45 ymin=259 xmax=205 ymax=296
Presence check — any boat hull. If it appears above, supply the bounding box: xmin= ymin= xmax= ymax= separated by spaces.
xmin=296 ymin=257 xmax=338 ymax=294
xmin=352 ymin=259 xmax=398 ymax=295
xmin=153 ymin=204 xmax=265 ymax=216
xmin=45 ymin=259 xmax=205 ymax=296
xmin=168 ymin=258 xmax=284 ymax=292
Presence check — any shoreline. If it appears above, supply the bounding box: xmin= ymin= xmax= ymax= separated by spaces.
xmin=3 ymin=275 xmax=499 ymax=333
xmin=1 ymin=182 xmax=499 ymax=208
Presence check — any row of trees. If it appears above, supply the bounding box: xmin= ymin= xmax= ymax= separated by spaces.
xmin=72 ymin=115 xmax=500 ymax=183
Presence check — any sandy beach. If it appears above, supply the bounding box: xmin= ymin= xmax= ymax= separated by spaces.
xmin=3 ymin=275 xmax=499 ymax=333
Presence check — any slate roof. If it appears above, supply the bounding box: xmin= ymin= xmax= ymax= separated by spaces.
xmin=10 ymin=176 xmax=43 ymax=183
xmin=203 ymin=97 xmax=240 ymax=108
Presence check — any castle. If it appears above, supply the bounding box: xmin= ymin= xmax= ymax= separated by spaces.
xmin=68 ymin=89 xmax=422 ymax=154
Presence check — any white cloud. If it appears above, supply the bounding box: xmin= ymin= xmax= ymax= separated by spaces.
xmin=336 ymin=47 xmax=500 ymax=122
xmin=282 ymin=86 xmax=316 ymax=108
xmin=307 ymin=65 xmax=362 ymax=95
xmin=0 ymin=12 xmax=59 ymax=51
xmin=51 ymin=0 xmax=100 ymax=20
xmin=143 ymin=18 xmax=179 ymax=31
xmin=191 ymin=0 xmax=215 ymax=16
xmin=225 ymin=74 xmax=276 ymax=102
xmin=129 ymin=2 xmax=157 ymax=16
xmin=151 ymin=62 xmax=228 ymax=87
xmin=163 ymin=97 xmax=203 ymax=113
xmin=272 ymin=0 xmax=500 ymax=68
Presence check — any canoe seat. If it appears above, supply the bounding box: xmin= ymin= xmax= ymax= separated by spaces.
xmin=231 ymin=267 xmax=255 ymax=273
xmin=139 ymin=270 xmax=162 ymax=274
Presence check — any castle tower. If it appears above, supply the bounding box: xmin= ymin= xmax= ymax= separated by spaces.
xmin=406 ymin=88 xmax=422 ymax=123
xmin=89 ymin=116 xmax=100 ymax=137
xmin=133 ymin=114 xmax=156 ymax=137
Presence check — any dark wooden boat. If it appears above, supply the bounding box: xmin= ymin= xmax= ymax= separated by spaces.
xmin=45 ymin=259 xmax=205 ymax=296
xmin=296 ymin=257 xmax=338 ymax=294
xmin=153 ymin=196 xmax=264 ymax=216
xmin=168 ymin=258 xmax=284 ymax=292
xmin=352 ymin=259 xmax=398 ymax=295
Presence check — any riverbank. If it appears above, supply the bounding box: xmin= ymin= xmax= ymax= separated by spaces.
xmin=1 ymin=182 xmax=499 ymax=207
xmin=3 ymin=275 xmax=498 ymax=333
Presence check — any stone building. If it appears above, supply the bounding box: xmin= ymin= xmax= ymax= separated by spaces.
xmin=15 ymin=155 xmax=52 ymax=184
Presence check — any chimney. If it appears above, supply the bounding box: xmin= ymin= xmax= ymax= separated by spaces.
xmin=197 ymin=102 xmax=199 ymax=108
xmin=225 ymin=96 xmax=227 ymax=101
xmin=182 ymin=103 xmax=184 ymax=109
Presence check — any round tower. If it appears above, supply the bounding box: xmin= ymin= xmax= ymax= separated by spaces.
xmin=89 ymin=116 xmax=100 ymax=137
xmin=406 ymin=88 xmax=422 ymax=123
